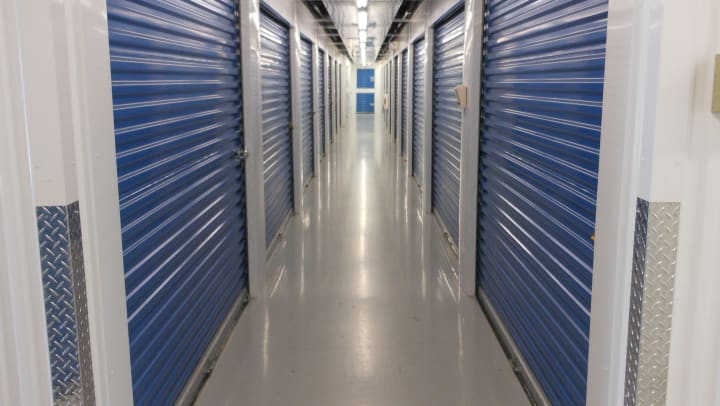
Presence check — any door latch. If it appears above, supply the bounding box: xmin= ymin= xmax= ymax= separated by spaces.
xmin=234 ymin=148 xmax=249 ymax=161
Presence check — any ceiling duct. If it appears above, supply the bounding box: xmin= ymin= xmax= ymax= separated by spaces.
xmin=375 ymin=0 xmax=422 ymax=61
xmin=301 ymin=0 xmax=352 ymax=58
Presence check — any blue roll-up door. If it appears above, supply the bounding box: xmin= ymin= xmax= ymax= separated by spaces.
xmin=431 ymin=5 xmax=465 ymax=245
xmin=393 ymin=55 xmax=399 ymax=142
xmin=299 ymin=36 xmax=314 ymax=186
xmin=318 ymin=49 xmax=326 ymax=157
xmin=412 ymin=37 xmax=426 ymax=187
xmin=107 ymin=1 xmax=248 ymax=404
xmin=329 ymin=56 xmax=334 ymax=144
xmin=260 ymin=8 xmax=293 ymax=246
xmin=356 ymin=93 xmax=375 ymax=113
xmin=476 ymin=1 xmax=608 ymax=404
xmin=339 ymin=64 xmax=342 ymax=129
xmin=357 ymin=69 xmax=375 ymax=88
xmin=401 ymin=49 xmax=409 ymax=156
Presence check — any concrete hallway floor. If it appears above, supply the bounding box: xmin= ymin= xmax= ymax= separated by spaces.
xmin=196 ymin=114 xmax=530 ymax=406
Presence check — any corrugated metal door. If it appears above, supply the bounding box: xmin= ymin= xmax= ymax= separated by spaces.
xmin=299 ymin=36 xmax=314 ymax=186
xmin=412 ymin=37 xmax=426 ymax=186
xmin=476 ymin=1 xmax=608 ymax=404
xmin=357 ymin=69 xmax=375 ymax=88
xmin=339 ymin=64 xmax=342 ymax=129
xmin=386 ymin=65 xmax=390 ymax=130
xmin=356 ymin=93 xmax=374 ymax=113
xmin=401 ymin=49 xmax=409 ymax=156
xmin=260 ymin=8 xmax=293 ymax=246
xmin=431 ymin=5 xmax=465 ymax=245
xmin=329 ymin=56 xmax=334 ymax=144
xmin=393 ymin=55 xmax=399 ymax=142
xmin=318 ymin=49 xmax=326 ymax=157
xmin=107 ymin=1 xmax=248 ymax=404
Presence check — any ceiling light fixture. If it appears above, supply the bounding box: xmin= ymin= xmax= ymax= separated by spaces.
xmin=356 ymin=0 xmax=368 ymax=8
xmin=357 ymin=10 xmax=368 ymax=31
xmin=359 ymin=30 xmax=367 ymax=44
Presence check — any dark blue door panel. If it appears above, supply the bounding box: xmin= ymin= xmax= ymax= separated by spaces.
xmin=329 ymin=56 xmax=334 ymax=143
xmin=260 ymin=8 xmax=294 ymax=246
xmin=401 ymin=49 xmax=409 ymax=156
xmin=318 ymin=49 xmax=326 ymax=157
xmin=357 ymin=68 xmax=375 ymax=88
xmin=356 ymin=93 xmax=375 ymax=113
xmin=299 ymin=36 xmax=314 ymax=186
xmin=107 ymin=0 xmax=248 ymax=403
xmin=412 ymin=37 xmax=426 ymax=186
xmin=431 ymin=6 xmax=465 ymax=245
xmin=477 ymin=0 xmax=609 ymax=404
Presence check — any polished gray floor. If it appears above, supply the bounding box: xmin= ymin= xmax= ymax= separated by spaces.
xmin=196 ymin=115 xmax=529 ymax=406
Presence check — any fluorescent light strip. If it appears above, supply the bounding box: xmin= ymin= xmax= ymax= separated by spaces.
xmin=357 ymin=10 xmax=368 ymax=31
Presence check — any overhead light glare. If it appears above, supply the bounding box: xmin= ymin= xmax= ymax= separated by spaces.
xmin=359 ymin=30 xmax=367 ymax=44
xmin=357 ymin=10 xmax=368 ymax=30
xmin=356 ymin=0 xmax=368 ymax=7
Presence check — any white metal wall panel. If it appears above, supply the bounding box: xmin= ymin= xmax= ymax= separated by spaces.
xmin=299 ymin=36 xmax=314 ymax=185
xmin=412 ymin=37 xmax=426 ymax=186
xmin=260 ymin=8 xmax=293 ymax=246
xmin=431 ymin=5 xmax=465 ymax=244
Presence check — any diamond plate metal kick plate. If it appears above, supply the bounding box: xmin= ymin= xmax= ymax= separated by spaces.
xmin=624 ymin=199 xmax=680 ymax=406
xmin=37 ymin=202 xmax=95 ymax=405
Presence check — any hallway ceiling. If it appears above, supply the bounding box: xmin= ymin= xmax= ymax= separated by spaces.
xmin=322 ymin=0 xmax=403 ymax=65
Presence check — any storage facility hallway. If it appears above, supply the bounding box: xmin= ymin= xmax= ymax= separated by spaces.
xmin=4 ymin=0 xmax=720 ymax=404
xmin=196 ymin=114 xmax=528 ymax=405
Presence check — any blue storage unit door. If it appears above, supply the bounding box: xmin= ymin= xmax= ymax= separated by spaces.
xmin=431 ymin=5 xmax=465 ymax=245
xmin=357 ymin=68 xmax=375 ymax=88
xmin=401 ymin=49 xmax=409 ymax=156
xmin=329 ymin=56 xmax=334 ymax=143
xmin=393 ymin=55 xmax=399 ymax=142
xmin=107 ymin=1 xmax=248 ymax=404
xmin=339 ymin=64 xmax=342 ymax=129
xmin=318 ymin=49 xmax=326 ymax=157
xmin=260 ymin=8 xmax=294 ymax=246
xmin=412 ymin=37 xmax=426 ymax=186
xmin=477 ymin=1 xmax=608 ymax=404
xmin=299 ymin=36 xmax=314 ymax=186
xmin=356 ymin=93 xmax=375 ymax=113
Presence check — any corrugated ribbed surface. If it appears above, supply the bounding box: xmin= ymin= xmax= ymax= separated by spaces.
xmin=357 ymin=69 xmax=375 ymax=88
xmin=260 ymin=9 xmax=293 ymax=246
xmin=412 ymin=37 xmax=426 ymax=186
xmin=401 ymin=49 xmax=409 ymax=156
xmin=384 ymin=64 xmax=390 ymax=130
xmin=107 ymin=0 xmax=248 ymax=403
xmin=394 ymin=55 xmax=399 ymax=142
xmin=318 ymin=49 xmax=326 ymax=157
xmin=476 ymin=0 xmax=608 ymax=404
xmin=356 ymin=93 xmax=375 ymax=113
xmin=329 ymin=56 xmax=334 ymax=143
xmin=299 ymin=37 xmax=314 ymax=186
xmin=432 ymin=6 xmax=465 ymax=245
xmin=338 ymin=64 xmax=342 ymax=129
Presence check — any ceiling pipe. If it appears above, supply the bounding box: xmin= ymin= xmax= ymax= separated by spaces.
xmin=375 ymin=0 xmax=422 ymax=61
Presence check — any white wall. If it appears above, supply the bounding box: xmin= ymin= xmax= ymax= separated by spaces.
xmin=0 ymin=1 xmax=53 ymax=403
xmin=588 ymin=0 xmax=720 ymax=405
xmin=652 ymin=0 xmax=720 ymax=404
